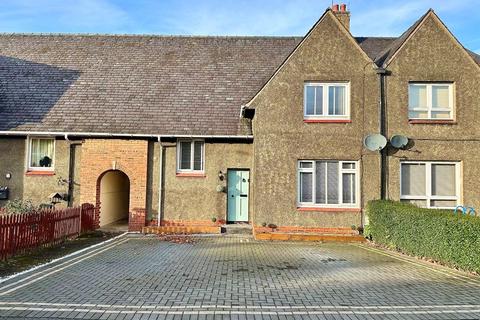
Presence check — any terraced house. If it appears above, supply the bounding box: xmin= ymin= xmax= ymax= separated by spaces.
xmin=0 ymin=5 xmax=479 ymax=234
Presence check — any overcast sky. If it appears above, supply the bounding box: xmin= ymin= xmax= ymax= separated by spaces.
xmin=0 ymin=0 xmax=479 ymax=53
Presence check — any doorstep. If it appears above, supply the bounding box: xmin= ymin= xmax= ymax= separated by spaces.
xmin=142 ymin=226 xmax=222 ymax=235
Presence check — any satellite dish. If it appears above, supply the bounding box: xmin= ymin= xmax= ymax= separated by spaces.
xmin=390 ymin=135 xmax=409 ymax=149
xmin=363 ymin=134 xmax=387 ymax=151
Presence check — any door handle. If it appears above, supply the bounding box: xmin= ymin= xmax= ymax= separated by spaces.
xmin=240 ymin=194 xmax=248 ymax=197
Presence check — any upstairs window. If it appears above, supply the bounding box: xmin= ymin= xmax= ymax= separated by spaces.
xmin=28 ymin=137 xmax=55 ymax=171
xmin=304 ymin=82 xmax=350 ymax=120
xmin=298 ymin=160 xmax=359 ymax=208
xmin=177 ymin=140 xmax=204 ymax=173
xmin=408 ymin=83 xmax=454 ymax=120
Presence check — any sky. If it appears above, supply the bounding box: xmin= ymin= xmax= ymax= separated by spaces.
xmin=0 ymin=0 xmax=479 ymax=53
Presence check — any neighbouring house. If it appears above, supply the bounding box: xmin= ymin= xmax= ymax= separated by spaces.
xmin=0 ymin=5 xmax=479 ymax=232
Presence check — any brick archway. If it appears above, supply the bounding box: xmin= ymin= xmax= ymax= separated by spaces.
xmin=80 ymin=139 xmax=149 ymax=231
xmin=96 ymin=169 xmax=130 ymax=227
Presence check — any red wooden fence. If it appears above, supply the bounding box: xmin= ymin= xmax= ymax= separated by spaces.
xmin=0 ymin=203 xmax=97 ymax=260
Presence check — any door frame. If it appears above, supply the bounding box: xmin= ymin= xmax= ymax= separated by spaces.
xmin=226 ymin=168 xmax=250 ymax=224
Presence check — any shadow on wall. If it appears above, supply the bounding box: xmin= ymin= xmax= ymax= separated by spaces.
xmin=0 ymin=55 xmax=80 ymax=130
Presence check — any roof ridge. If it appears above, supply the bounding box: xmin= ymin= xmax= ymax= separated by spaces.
xmin=0 ymin=32 xmax=304 ymax=40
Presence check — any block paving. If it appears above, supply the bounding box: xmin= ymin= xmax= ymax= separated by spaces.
xmin=1 ymin=234 xmax=480 ymax=319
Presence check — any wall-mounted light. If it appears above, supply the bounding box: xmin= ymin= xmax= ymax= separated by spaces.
xmin=218 ymin=170 xmax=225 ymax=181
xmin=5 ymin=173 xmax=11 ymax=180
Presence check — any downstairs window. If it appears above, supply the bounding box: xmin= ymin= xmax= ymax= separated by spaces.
xmin=298 ymin=160 xmax=359 ymax=208
xmin=400 ymin=161 xmax=460 ymax=208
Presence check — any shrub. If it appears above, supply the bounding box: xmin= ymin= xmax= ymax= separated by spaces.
xmin=2 ymin=199 xmax=38 ymax=215
xmin=367 ymin=200 xmax=480 ymax=273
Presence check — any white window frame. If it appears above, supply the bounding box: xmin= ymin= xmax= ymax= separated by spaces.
xmin=400 ymin=161 xmax=461 ymax=209
xmin=408 ymin=83 xmax=454 ymax=120
xmin=297 ymin=160 xmax=360 ymax=208
xmin=27 ymin=137 xmax=55 ymax=171
xmin=176 ymin=139 xmax=205 ymax=173
xmin=303 ymin=82 xmax=351 ymax=120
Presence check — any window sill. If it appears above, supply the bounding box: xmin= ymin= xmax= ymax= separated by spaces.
xmin=408 ymin=120 xmax=456 ymax=125
xmin=304 ymin=119 xmax=351 ymax=123
xmin=297 ymin=207 xmax=361 ymax=212
xmin=176 ymin=172 xmax=206 ymax=178
xmin=25 ymin=171 xmax=55 ymax=176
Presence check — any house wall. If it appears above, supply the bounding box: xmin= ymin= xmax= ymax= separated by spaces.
xmin=0 ymin=137 xmax=25 ymax=206
xmin=23 ymin=139 xmax=70 ymax=207
xmin=80 ymin=139 xmax=148 ymax=230
xmin=161 ymin=141 xmax=253 ymax=224
xmin=384 ymin=14 xmax=480 ymax=208
xmin=250 ymin=12 xmax=380 ymax=228
xmin=0 ymin=137 xmax=71 ymax=208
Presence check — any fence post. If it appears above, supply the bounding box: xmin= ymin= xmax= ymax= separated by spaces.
xmin=79 ymin=205 xmax=82 ymax=235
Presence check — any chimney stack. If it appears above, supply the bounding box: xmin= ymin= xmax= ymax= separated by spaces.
xmin=331 ymin=3 xmax=350 ymax=31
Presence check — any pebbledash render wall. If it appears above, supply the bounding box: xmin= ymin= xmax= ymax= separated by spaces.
xmin=250 ymin=11 xmax=381 ymax=228
xmin=160 ymin=141 xmax=253 ymax=225
xmin=382 ymin=13 xmax=480 ymax=208
xmin=0 ymin=137 xmax=74 ymax=208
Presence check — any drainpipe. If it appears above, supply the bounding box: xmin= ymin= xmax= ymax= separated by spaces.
xmin=157 ymin=136 xmax=163 ymax=227
xmin=376 ymin=68 xmax=388 ymax=200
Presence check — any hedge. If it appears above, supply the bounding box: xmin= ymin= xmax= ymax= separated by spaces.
xmin=366 ymin=200 xmax=480 ymax=273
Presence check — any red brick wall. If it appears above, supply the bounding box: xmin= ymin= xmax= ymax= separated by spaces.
xmin=80 ymin=139 xmax=149 ymax=230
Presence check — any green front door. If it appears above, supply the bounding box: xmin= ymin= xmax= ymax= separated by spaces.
xmin=227 ymin=170 xmax=249 ymax=222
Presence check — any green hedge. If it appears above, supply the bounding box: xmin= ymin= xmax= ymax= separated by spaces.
xmin=366 ymin=200 xmax=480 ymax=273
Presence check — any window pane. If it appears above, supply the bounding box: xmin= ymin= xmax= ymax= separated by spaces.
xmin=180 ymin=141 xmax=191 ymax=170
xmin=432 ymin=85 xmax=450 ymax=109
xmin=401 ymin=163 xmax=426 ymax=196
xmin=431 ymin=111 xmax=451 ymax=119
xmin=305 ymin=86 xmax=315 ymax=115
xmin=30 ymin=139 xmax=54 ymax=168
xmin=328 ymin=86 xmax=346 ymax=115
xmin=431 ymin=164 xmax=456 ymax=196
xmin=342 ymin=162 xmax=355 ymax=169
xmin=430 ymin=200 xmax=457 ymax=208
xmin=409 ymin=85 xmax=427 ymax=109
xmin=409 ymin=111 xmax=428 ymax=119
xmin=315 ymin=161 xmax=326 ymax=204
xmin=315 ymin=86 xmax=323 ymax=115
xmin=401 ymin=199 xmax=427 ymax=208
xmin=300 ymin=172 xmax=313 ymax=202
xmin=326 ymin=162 xmax=339 ymax=203
xmin=299 ymin=161 xmax=313 ymax=169
xmin=342 ymin=173 xmax=355 ymax=204
xmin=193 ymin=141 xmax=203 ymax=171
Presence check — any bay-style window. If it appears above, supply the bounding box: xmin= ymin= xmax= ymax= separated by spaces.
xmin=177 ymin=140 xmax=204 ymax=173
xmin=28 ymin=137 xmax=55 ymax=171
xmin=298 ymin=160 xmax=359 ymax=208
xmin=408 ymin=83 xmax=454 ymax=120
xmin=400 ymin=161 xmax=460 ymax=208
xmin=304 ymin=82 xmax=350 ymax=120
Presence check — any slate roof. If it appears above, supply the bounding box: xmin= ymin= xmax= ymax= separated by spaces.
xmin=0 ymin=31 xmax=478 ymax=136
xmin=0 ymin=35 xmax=302 ymax=136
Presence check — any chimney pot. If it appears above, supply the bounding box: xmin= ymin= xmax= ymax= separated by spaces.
xmin=332 ymin=4 xmax=339 ymax=12
xmin=340 ymin=4 xmax=347 ymax=12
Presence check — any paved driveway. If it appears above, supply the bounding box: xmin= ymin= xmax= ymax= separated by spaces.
xmin=1 ymin=234 xmax=480 ymax=320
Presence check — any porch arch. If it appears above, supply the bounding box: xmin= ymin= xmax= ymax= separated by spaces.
xmin=97 ymin=170 xmax=130 ymax=227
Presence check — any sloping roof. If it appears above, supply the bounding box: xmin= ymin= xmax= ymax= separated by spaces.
xmin=0 ymin=35 xmax=302 ymax=136
xmin=355 ymin=37 xmax=397 ymax=61
xmin=467 ymin=49 xmax=480 ymax=65
xmin=0 ymin=29 xmax=478 ymax=136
